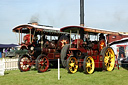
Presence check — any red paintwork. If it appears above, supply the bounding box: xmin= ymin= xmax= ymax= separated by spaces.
xmin=47 ymin=53 xmax=54 ymax=59
xmin=47 ymin=53 xmax=60 ymax=60
xmin=92 ymin=44 xmax=98 ymax=50
xmin=92 ymin=55 xmax=100 ymax=68
xmin=20 ymin=44 xmax=28 ymax=49
xmin=42 ymin=48 xmax=56 ymax=54
xmin=72 ymin=39 xmax=83 ymax=48
xmin=69 ymin=48 xmax=78 ymax=50
xmin=78 ymin=59 xmax=83 ymax=68
xmin=106 ymin=34 xmax=128 ymax=44
xmin=69 ymin=39 xmax=105 ymax=69
xmin=54 ymin=53 xmax=60 ymax=59
xmin=23 ymin=34 xmax=34 ymax=45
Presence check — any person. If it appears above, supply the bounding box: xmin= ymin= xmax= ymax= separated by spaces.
xmin=84 ymin=33 xmax=89 ymax=45
xmin=99 ymin=33 xmax=105 ymax=41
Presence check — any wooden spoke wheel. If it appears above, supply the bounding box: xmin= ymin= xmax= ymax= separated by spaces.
xmin=67 ymin=56 xmax=78 ymax=74
xmin=18 ymin=55 xmax=31 ymax=72
xmin=36 ymin=55 xmax=49 ymax=73
xmin=102 ymin=47 xmax=115 ymax=71
xmin=83 ymin=56 xmax=95 ymax=74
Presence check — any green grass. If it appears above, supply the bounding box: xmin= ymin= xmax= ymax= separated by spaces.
xmin=0 ymin=67 xmax=128 ymax=85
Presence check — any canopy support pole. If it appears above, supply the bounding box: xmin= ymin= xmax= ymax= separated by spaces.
xmin=70 ymin=30 xmax=72 ymax=48
xmin=30 ymin=29 xmax=31 ymax=44
xmin=77 ymin=30 xmax=79 ymax=48
xmin=19 ymin=30 xmax=20 ymax=45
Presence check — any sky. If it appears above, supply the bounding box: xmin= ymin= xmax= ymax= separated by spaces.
xmin=0 ymin=0 xmax=128 ymax=44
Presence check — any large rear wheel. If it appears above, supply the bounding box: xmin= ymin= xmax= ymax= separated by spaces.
xmin=67 ymin=56 xmax=78 ymax=74
xmin=83 ymin=56 xmax=95 ymax=74
xmin=18 ymin=54 xmax=31 ymax=72
xmin=36 ymin=55 xmax=49 ymax=73
xmin=101 ymin=47 xmax=115 ymax=71
xmin=61 ymin=44 xmax=70 ymax=67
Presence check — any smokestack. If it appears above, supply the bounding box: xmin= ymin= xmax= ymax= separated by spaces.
xmin=80 ymin=0 xmax=84 ymax=27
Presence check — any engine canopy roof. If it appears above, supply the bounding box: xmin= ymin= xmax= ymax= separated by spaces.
xmin=60 ymin=26 xmax=120 ymax=35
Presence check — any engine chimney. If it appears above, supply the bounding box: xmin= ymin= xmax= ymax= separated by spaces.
xmin=80 ymin=0 xmax=84 ymax=27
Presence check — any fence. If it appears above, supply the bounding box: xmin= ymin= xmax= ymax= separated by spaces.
xmin=4 ymin=58 xmax=18 ymax=71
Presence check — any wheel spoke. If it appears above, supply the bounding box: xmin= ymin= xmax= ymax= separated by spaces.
xmin=44 ymin=59 xmax=47 ymax=63
xmin=105 ymin=62 xmax=108 ymax=66
xmin=87 ymin=67 xmax=90 ymax=72
xmin=88 ymin=59 xmax=91 ymax=63
xmin=69 ymin=67 xmax=72 ymax=70
xmin=41 ymin=65 xmax=44 ymax=70
xmin=105 ymin=51 xmax=109 ymax=56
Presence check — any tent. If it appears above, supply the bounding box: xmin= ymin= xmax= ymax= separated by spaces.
xmin=0 ymin=44 xmax=19 ymax=53
xmin=0 ymin=44 xmax=18 ymax=48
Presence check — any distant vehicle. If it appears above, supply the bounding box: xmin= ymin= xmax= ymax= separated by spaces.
xmin=6 ymin=47 xmax=18 ymax=58
xmin=60 ymin=26 xmax=120 ymax=74
xmin=12 ymin=22 xmax=69 ymax=73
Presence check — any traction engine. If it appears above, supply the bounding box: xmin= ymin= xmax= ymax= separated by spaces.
xmin=60 ymin=26 xmax=116 ymax=74
xmin=13 ymin=24 xmax=69 ymax=73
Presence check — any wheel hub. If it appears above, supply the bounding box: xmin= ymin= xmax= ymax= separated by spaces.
xmin=86 ymin=63 xmax=91 ymax=67
xmin=23 ymin=61 xmax=28 ymax=65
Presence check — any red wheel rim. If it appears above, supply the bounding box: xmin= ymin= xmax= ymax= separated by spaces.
xmin=20 ymin=56 xmax=31 ymax=71
xmin=38 ymin=56 xmax=49 ymax=72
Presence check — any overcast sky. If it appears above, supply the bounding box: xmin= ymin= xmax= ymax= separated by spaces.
xmin=0 ymin=0 xmax=128 ymax=44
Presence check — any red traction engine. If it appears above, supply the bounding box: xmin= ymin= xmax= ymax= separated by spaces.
xmin=60 ymin=26 xmax=119 ymax=74
xmin=13 ymin=24 xmax=69 ymax=73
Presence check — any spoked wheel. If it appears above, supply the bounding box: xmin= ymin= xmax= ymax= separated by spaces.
xmin=83 ymin=56 xmax=95 ymax=74
xmin=18 ymin=54 xmax=31 ymax=72
xmin=67 ymin=56 xmax=78 ymax=74
xmin=36 ymin=55 xmax=49 ymax=73
xmin=102 ymin=47 xmax=115 ymax=71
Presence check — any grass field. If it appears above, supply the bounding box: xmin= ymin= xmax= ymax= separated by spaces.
xmin=0 ymin=67 xmax=128 ymax=85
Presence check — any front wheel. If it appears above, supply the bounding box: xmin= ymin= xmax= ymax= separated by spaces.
xmin=18 ymin=54 xmax=31 ymax=72
xmin=67 ymin=56 xmax=78 ymax=74
xmin=36 ymin=55 xmax=49 ymax=73
xmin=83 ymin=56 xmax=95 ymax=74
